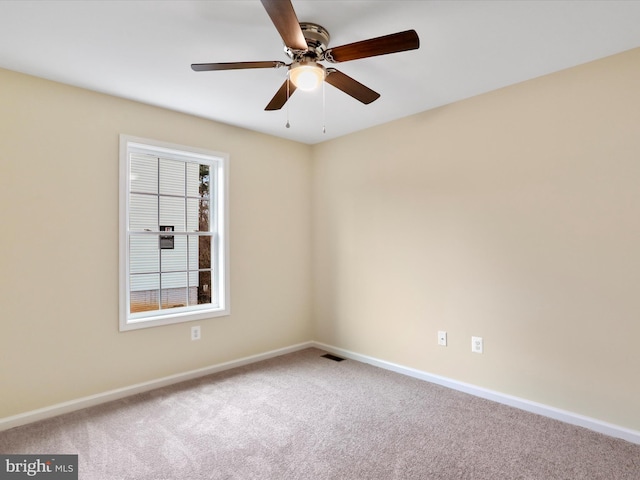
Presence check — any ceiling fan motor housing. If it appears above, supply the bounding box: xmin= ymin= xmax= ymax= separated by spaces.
xmin=285 ymin=22 xmax=330 ymax=61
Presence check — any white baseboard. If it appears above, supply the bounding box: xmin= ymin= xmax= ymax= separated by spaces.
xmin=0 ymin=341 xmax=314 ymax=432
xmin=3 ymin=340 xmax=639 ymax=445
xmin=312 ymin=341 xmax=640 ymax=445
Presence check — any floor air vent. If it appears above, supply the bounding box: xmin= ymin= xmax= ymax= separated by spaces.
xmin=321 ymin=353 xmax=345 ymax=362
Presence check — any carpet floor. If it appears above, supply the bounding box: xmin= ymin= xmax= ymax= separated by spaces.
xmin=1 ymin=348 xmax=639 ymax=479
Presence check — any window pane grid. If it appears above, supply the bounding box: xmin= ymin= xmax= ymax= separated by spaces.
xmin=127 ymin=150 xmax=217 ymax=316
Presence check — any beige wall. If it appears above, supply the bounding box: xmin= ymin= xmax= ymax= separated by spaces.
xmin=312 ymin=48 xmax=640 ymax=431
xmin=0 ymin=69 xmax=313 ymax=417
xmin=2 ymin=48 xmax=639 ymax=433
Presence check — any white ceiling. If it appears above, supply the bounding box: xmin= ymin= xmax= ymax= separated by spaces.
xmin=1 ymin=1 xmax=640 ymax=145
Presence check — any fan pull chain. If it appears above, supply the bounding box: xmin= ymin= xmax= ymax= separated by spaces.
xmin=322 ymin=79 xmax=326 ymax=134
xmin=286 ymin=74 xmax=291 ymax=129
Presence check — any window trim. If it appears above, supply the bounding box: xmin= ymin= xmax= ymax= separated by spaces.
xmin=119 ymin=134 xmax=230 ymax=331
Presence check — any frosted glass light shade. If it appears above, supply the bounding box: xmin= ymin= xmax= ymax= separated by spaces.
xmin=290 ymin=63 xmax=325 ymax=91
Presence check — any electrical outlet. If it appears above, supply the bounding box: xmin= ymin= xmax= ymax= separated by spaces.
xmin=471 ymin=336 xmax=483 ymax=353
xmin=191 ymin=325 xmax=201 ymax=341
xmin=438 ymin=331 xmax=447 ymax=346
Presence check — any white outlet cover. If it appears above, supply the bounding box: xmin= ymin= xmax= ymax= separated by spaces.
xmin=438 ymin=331 xmax=447 ymax=346
xmin=471 ymin=336 xmax=483 ymax=353
xmin=191 ymin=326 xmax=201 ymax=341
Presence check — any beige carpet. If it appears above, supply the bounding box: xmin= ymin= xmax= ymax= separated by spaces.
xmin=1 ymin=348 xmax=638 ymax=479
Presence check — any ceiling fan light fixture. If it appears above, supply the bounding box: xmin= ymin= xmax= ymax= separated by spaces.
xmin=289 ymin=62 xmax=325 ymax=91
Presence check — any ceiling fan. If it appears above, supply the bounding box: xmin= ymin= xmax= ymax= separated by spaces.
xmin=191 ymin=0 xmax=420 ymax=111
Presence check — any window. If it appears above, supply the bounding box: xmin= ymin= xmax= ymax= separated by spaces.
xmin=119 ymin=135 xmax=229 ymax=331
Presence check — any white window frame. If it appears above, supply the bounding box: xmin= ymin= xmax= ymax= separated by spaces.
xmin=119 ymin=135 xmax=230 ymax=331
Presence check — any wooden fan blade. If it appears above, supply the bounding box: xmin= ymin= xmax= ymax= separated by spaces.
xmin=325 ymin=69 xmax=380 ymax=105
xmin=260 ymin=0 xmax=308 ymax=51
xmin=324 ymin=30 xmax=419 ymax=63
xmin=191 ymin=61 xmax=285 ymax=72
xmin=265 ymin=78 xmax=297 ymax=111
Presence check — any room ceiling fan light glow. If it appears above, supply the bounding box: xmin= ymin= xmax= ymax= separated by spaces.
xmin=289 ymin=62 xmax=325 ymax=91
